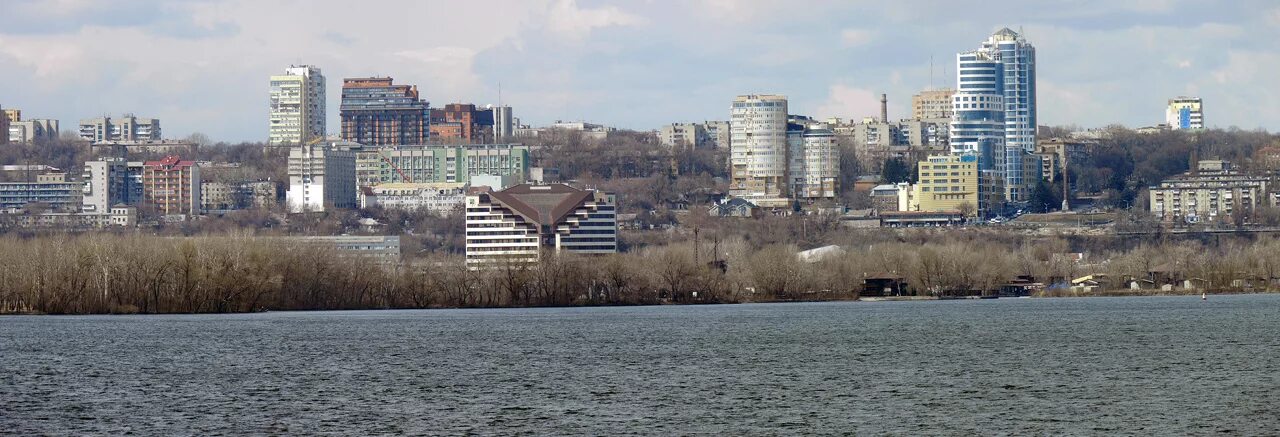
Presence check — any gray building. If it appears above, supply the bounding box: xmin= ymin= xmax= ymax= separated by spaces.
xmin=79 ymin=115 xmax=161 ymax=142
xmin=81 ymin=158 xmax=144 ymax=213
xmin=0 ymin=173 xmax=81 ymax=212
xmin=8 ymin=119 xmax=60 ymax=144
xmin=287 ymin=143 xmax=357 ymax=212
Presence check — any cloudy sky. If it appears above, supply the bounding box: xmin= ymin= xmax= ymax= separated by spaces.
xmin=2 ymin=0 xmax=1278 ymax=142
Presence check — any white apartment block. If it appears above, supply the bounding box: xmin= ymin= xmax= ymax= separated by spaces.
xmin=787 ymin=126 xmax=839 ymax=199
xmin=269 ymin=65 xmax=326 ymax=146
xmin=730 ymin=94 xmax=789 ymax=207
xmin=359 ymin=182 xmax=468 ymax=215
xmin=464 ymin=184 xmax=617 ymax=267
xmin=287 ymin=143 xmax=356 ymax=212
xmin=1166 ymin=96 xmax=1203 ymax=130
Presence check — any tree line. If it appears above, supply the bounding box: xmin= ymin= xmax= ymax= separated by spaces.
xmin=3 ymin=232 xmax=1279 ymax=315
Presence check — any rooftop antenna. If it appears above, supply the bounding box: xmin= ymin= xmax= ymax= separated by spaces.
xmin=929 ymin=55 xmax=934 ymax=90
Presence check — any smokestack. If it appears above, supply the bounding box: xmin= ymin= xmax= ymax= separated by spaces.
xmin=880 ymin=94 xmax=888 ymax=123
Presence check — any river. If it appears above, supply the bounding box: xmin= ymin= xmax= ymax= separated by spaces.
xmin=3 ymin=294 xmax=1279 ymax=435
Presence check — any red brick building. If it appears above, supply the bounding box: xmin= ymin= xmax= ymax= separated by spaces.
xmin=142 ymin=156 xmax=201 ymax=217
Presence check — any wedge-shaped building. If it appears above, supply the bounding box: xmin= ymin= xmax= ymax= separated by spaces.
xmin=464 ymin=184 xmax=616 ymax=267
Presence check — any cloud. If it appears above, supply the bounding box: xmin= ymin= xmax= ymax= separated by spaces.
xmin=546 ymin=0 xmax=645 ymax=41
xmin=811 ymin=84 xmax=881 ymax=121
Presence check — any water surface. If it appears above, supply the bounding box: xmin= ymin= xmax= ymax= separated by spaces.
xmin=3 ymin=295 xmax=1279 ymax=435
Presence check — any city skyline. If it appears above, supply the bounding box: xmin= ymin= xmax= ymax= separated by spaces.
xmin=1 ymin=0 xmax=1278 ymax=142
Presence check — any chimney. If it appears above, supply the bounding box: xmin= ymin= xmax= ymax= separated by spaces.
xmin=880 ymin=94 xmax=888 ymax=123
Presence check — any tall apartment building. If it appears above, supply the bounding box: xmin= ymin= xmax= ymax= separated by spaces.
xmin=912 ymin=88 xmax=955 ymax=120
xmin=730 ymin=94 xmax=790 ymax=206
xmin=78 ymin=115 xmax=161 ymax=142
xmin=464 ymin=184 xmax=617 ymax=267
xmin=0 ymin=173 xmax=81 ymax=212
xmin=269 ymin=65 xmax=326 ymax=146
xmin=0 ymin=105 xmax=8 ymax=145
xmin=787 ymin=124 xmax=838 ymax=199
xmin=141 ymin=156 xmax=201 ymax=217
xmin=353 ymin=143 xmax=529 ymax=187
xmin=954 ymin=27 xmax=1036 ymax=203
xmin=1149 ymin=160 xmax=1271 ymax=224
xmin=287 ymin=143 xmax=357 ymax=212
xmin=493 ymin=105 xmax=514 ymax=141
xmin=81 ymin=158 xmax=144 ymax=213
xmin=339 ymin=77 xmax=430 ymax=146
xmin=8 ymin=119 xmax=59 ymax=144
xmin=1166 ymin=96 xmax=1204 ymax=130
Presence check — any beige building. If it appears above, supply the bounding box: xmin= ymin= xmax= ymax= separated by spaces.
xmin=730 ymin=95 xmax=790 ymax=206
xmin=1149 ymin=160 xmax=1271 ymax=224
xmin=464 ymin=184 xmax=616 ymax=267
xmin=911 ymin=154 xmax=985 ymax=217
xmin=912 ymin=88 xmax=955 ymax=120
xmin=9 ymin=119 xmax=60 ymax=144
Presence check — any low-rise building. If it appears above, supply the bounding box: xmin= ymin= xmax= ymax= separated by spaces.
xmin=871 ymin=183 xmax=912 ymax=212
xmin=1149 ymin=160 xmax=1272 ymax=224
xmin=1034 ymin=138 xmax=1089 ymax=182
xmin=352 ymin=143 xmax=529 ymax=187
xmin=270 ymin=236 xmax=401 ymax=264
xmin=358 ymin=182 xmax=468 ymax=215
xmin=465 ymin=184 xmax=617 ymax=267
xmin=0 ymin=205 xmax=136 ymax=229
xmin=0 ymin=173 xmax=81 ymax=213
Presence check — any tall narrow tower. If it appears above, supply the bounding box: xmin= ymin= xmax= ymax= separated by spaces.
xmin=729 ymin=94 xmax=789 ymax=206
xmin=880 ymin=94 xmax=888 ymax=123
xmin=953 ymin=28 xmax=1036 ymax=203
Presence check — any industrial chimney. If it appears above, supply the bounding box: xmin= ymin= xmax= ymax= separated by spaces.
xmin=880 ymin=94 xmax=888 ymax=123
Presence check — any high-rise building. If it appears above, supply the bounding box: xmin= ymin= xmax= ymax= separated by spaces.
xmin=428 ymin=103 xmax=498 ymax=143
xmin=287 ymin=143 xmax=357 ymax=212
xmin=730 ymin=94 xmax=789 ymax=206
xmin=787 ymin=125 xmax=839 ymax=199
xmin=269 ymin=65 xmax=326 ymax=146
xmin=141 ymin=156 xmax=201 ymax=217
xmin=912 ymin=88 xmax=955 ymax=120
xmin=0 ymin=105 xmax=9 ymax=145
xmin=954 ymin=27 xmax=1036 ymax=203
xmin=464 ymin=184 xmax=617 ymax=267
xmin=1166 ymin=97 xmax=1204 ymax=130
xmin=493 ymin=105 xmax=514 ymax=141
xmin=81 ymin=158 xmax=143 ymax=214
xmin=3 ymin=109 xmax=20 ymax=125
xmin=340 ymin=77 xmax=430 ymax=146
xmin=9 ymin=119 xmax=60 ymax=144
xmin=79 ymin=115 xmax=161 ymax=142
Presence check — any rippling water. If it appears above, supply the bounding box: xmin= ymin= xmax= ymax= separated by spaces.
xmin=3 ymin=295 xmax=1280 ymax=435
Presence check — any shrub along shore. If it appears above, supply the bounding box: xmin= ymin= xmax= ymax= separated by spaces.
xmin=2 ymin=232 xmax=1279 ymax=315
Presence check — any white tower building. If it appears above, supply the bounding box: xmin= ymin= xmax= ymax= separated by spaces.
xmin=269 ymin=65 xmax=326 ymax=146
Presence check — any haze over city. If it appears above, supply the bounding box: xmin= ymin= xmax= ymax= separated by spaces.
xmin=2 ymin=0 xmax=1279 ymax=141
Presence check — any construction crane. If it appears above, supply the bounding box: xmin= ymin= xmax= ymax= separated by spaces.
xmin=378 ymin=150 xmax=413 ymax=183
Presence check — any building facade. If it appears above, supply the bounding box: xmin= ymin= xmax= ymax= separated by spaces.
xmin=141 ymin=156 xmax=201 ymax=217
xmin=287 ymin=143 xmax=357 ymax=212
xmin=730 ymin=94 xmax=790 ymax=206
xmin=78 ymin=115 xmax=161 ymax=142
xmin=787 ymin=126 xmax=839 ymax=199
xmin=359 ymin=182 xmax=468 ymax=214
xmin=339 ymin=77 xmax=430 ymax=146
xmin=1166 ymin=96 xmax=1204 ymax=130
xmin=81 ymin=158 xmax=144 ymax=214
xmin=912 ymin=88 xmax=955 ymax=120
xmin=911 ymin=154 xmax=987 ymax=217
xmin=1149 ymin=160 xmax=1271 ymax=224
xmin=8 ymin=119 xmax=59 ymax=144
xmin=353 ymin=144 xmax=529 ymax=187
xmin=0 ymin=173 xmax=81 ymax=213
xmin=269 ymin=65 xmax=326 ymax=146
xmin=464 ymin=184 xmax=617 ymax=267
xmin=954 ymin=27 xmax=1036 ymax=203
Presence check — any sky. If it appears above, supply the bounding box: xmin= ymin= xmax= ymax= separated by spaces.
xmin=1 ymin=0 xmax=1278 ymax=142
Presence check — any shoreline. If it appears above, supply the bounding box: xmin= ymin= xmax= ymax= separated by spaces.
xmin=5 ymin=290 xmax=1277 ymax=316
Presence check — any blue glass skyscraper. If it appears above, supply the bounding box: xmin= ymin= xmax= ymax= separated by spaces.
xmin=952 ymin=28 xmax=1036 ymax=203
